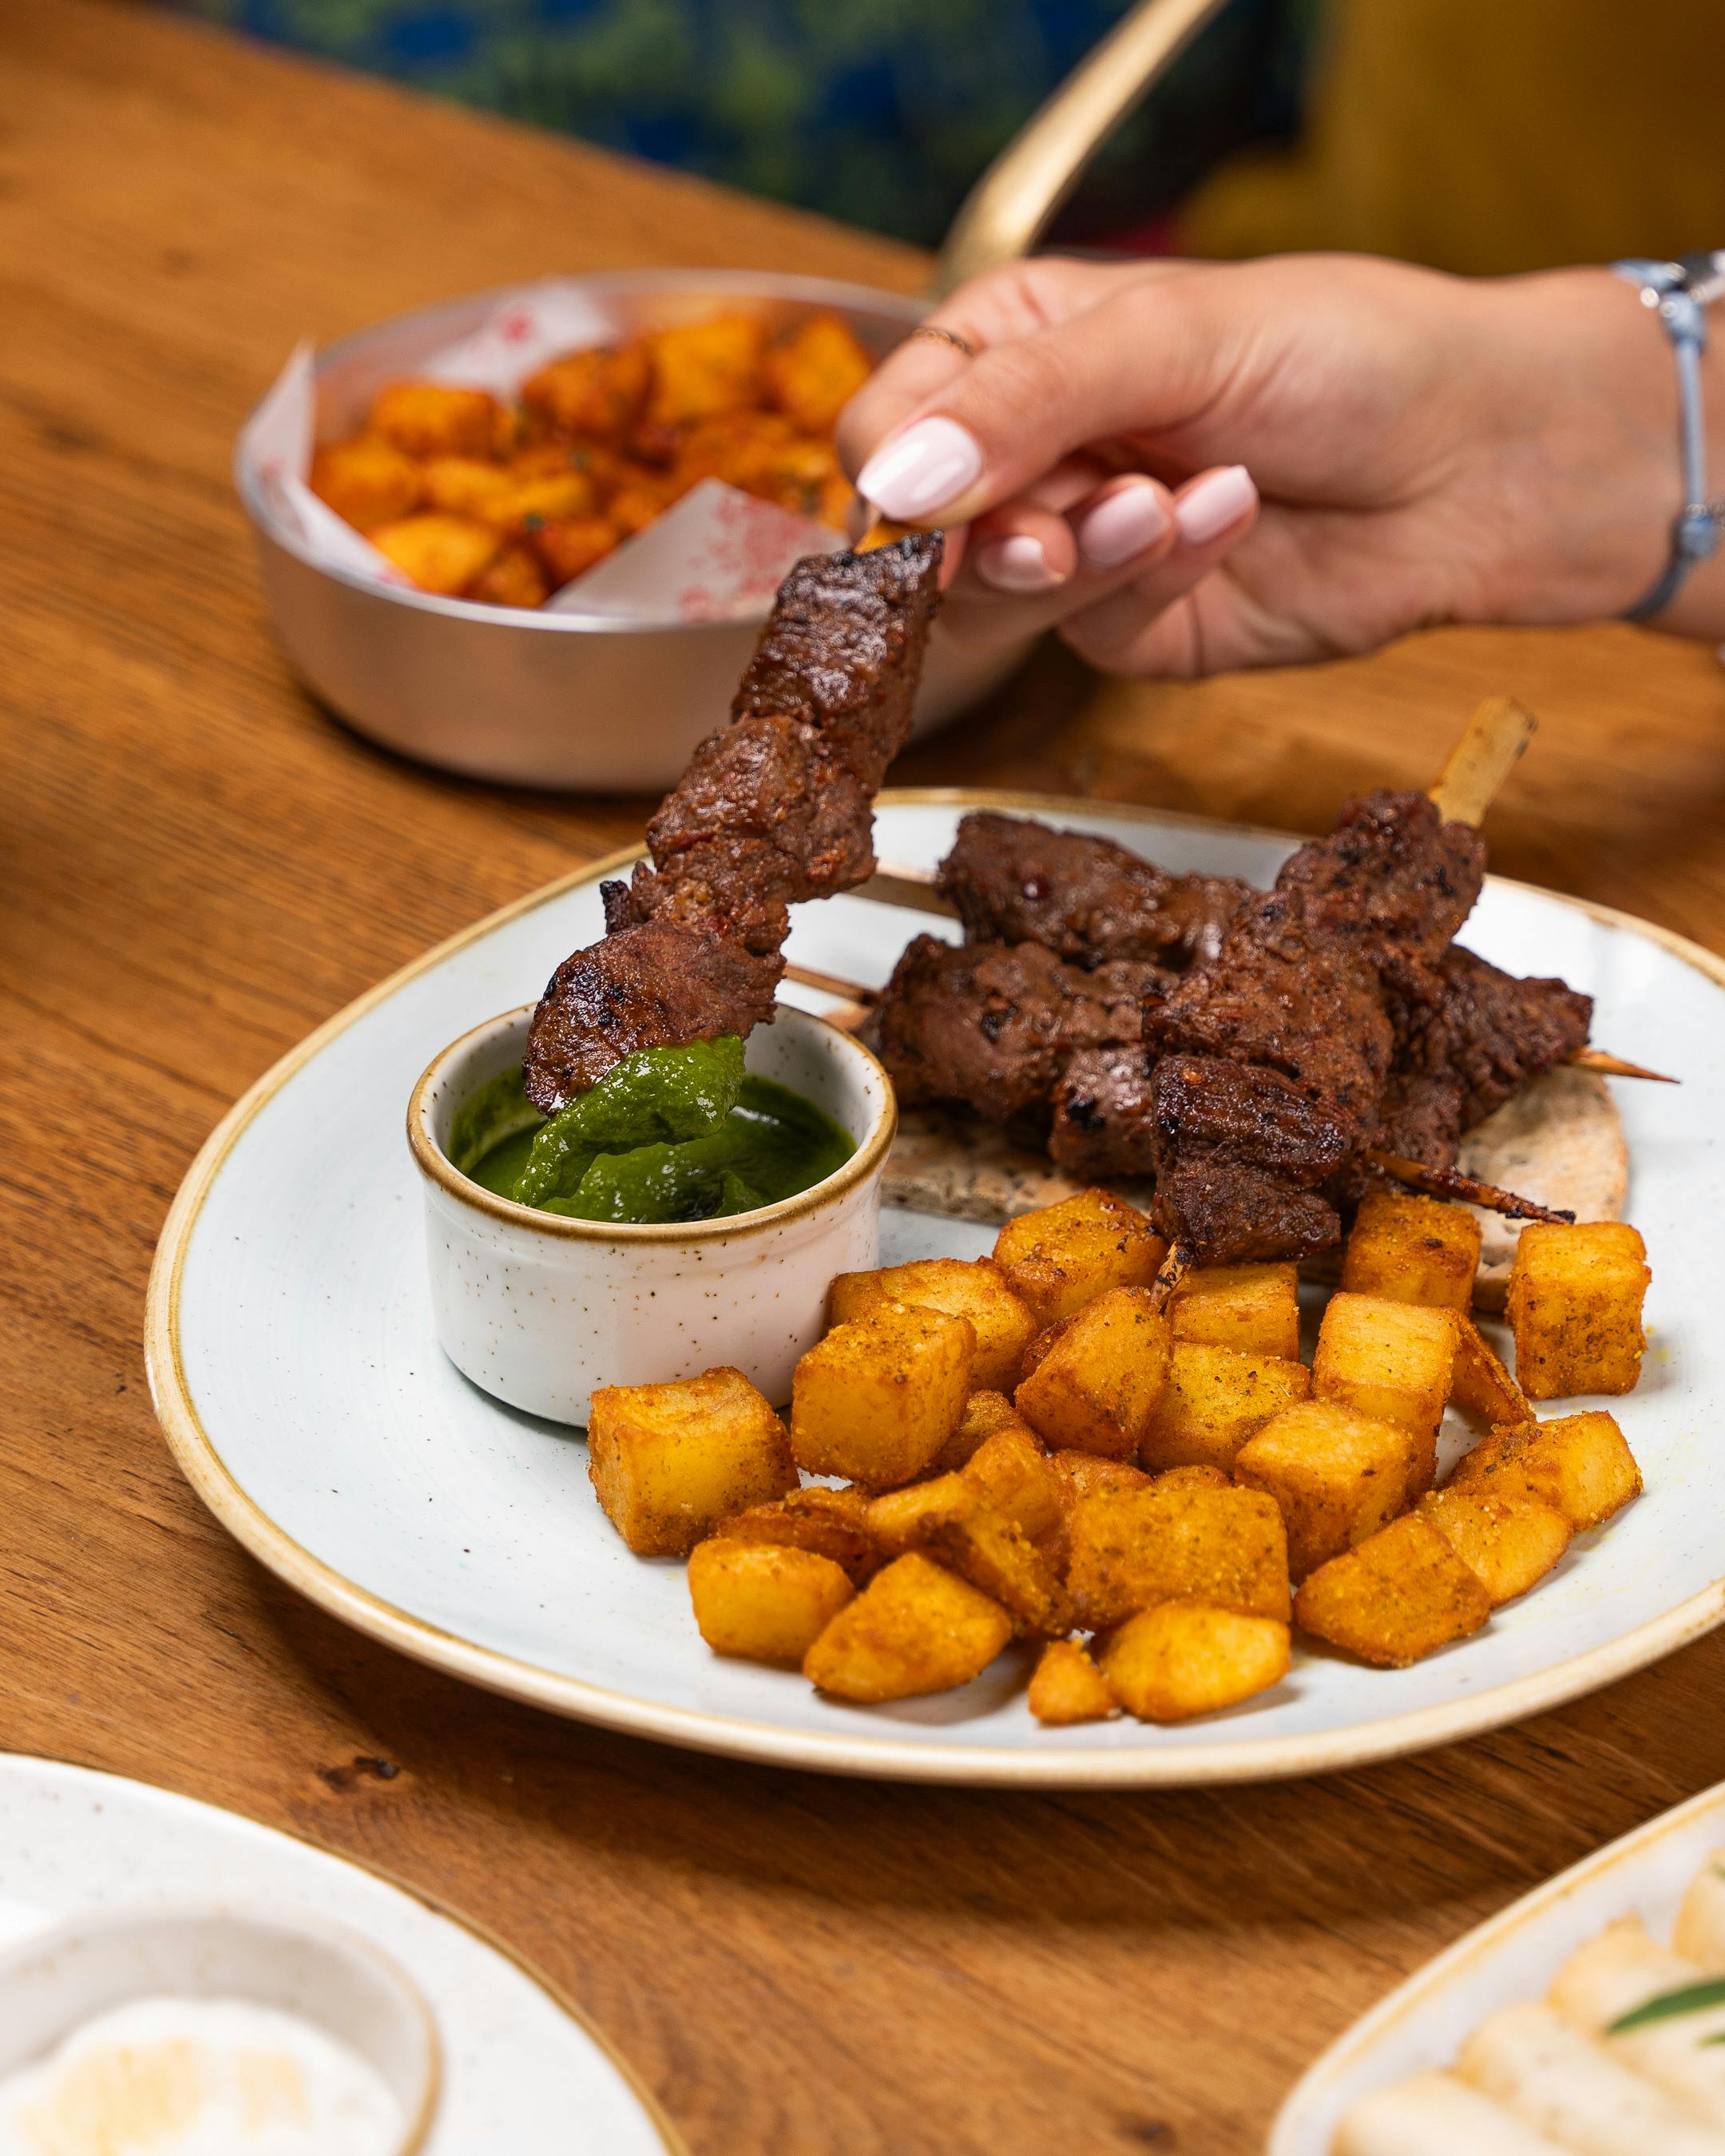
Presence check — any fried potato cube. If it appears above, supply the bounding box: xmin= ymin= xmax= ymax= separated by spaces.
xmin=993 ymin=1187 xmax=1167 ymax=1325
xmin=527 ymin=513 xmax=619 ymax=589
xmin=369 ymin=380 xmax=502 ymax=460
xmin=827 ymin=1258 xmax=1037 ymax=1393
xmin=1066 ymin=1482 xmax=1291 ymax=1631
xmin=1233 ymin=1399 xmax=1417 ymax=1579
xmin=499 ymin=469 xmax=604 ymax=532
xmin=1049 ymin=1450 xmax=1152 ymax=1516
xmin=1416 ymin=1489 xmax=1572 ymax=1605
xmin=1169 ymin=1262 xmax=1301 ymax=1360
xmin=644 ymin=314 xmax=768 ymax=426
xmin=307 ymin=434 xmax=425 ymax=531
xmin=937 ymin=1388 xmax=1031 ymax=1472
xmin=587 ymin=1365 xmax=797 ymax=1556
xmin=1014 ymin=1287 xmax=1172 ymax=1459
xmin=1028 ymin=1638 xmax=1118 ymax=1726
xmin=961 ymin=1422 xmax=1062 ymax=1543
xmin=763 ymin=312 xmax=873 ymax=432
xmin=687 ymin=1539 xmax=855 ymax=1665
xmin=369 ymin=513 xmax=501 ymax=596
xmin=1100 ymin=1602 xmax=1291 ymax=1723
xmin=1507 ymin=1222 xmax=1651 ymax=1399
xmin=521 ymin=341 xmax=651 ymax=443
xmin=1313 ymin=1293 xmax=1459 ymax=1494
xmin=1451 ymin=1315 xmax=1533 ymax=1433
xmin=803 ymin=1552 xmax=1012 ymax=1702
xmin=1152 ymin=1464 xmax=1234 ymax=1492
xmin=791 ymin=1300 xmax=974 ymax=1489
xmin=1447 ymin=1410 xmax=1641 ymax=1530
xmin=1139 ymin=1343 xmax=1311 ymax=1473
xmin=467 ymin=542 xmax=548 ymax=609
xmin=1294 ymin=1514 xmax=1490 ymax=1667
xmin=1342 ymin=1191 xmax=1482 ymax=1313
xmin=421 ymin=454 xmax=518 ymax=524
xmin=609 ymin=468 xmax=692 ymax=534
xmin=866 ymin=1475 xmax=1066 ymax=1636
xmin=714 ymin=1485 xmax=880 ymax=1584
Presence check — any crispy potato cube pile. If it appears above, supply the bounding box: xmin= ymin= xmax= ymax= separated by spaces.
xmin=307 ymin=310 xmax=872 ymax=607
xmin=582 ymin=1186 xmax=1649 ymax=1726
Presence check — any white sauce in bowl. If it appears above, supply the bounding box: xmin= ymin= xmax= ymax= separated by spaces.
xmin=0 ymin=1997 xmax=403 ymax=2155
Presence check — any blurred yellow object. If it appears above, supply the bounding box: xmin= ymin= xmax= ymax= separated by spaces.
xmin=1180 ymin=0 xmax=1725 ymax=275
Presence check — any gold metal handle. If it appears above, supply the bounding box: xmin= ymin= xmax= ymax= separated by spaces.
xmin=930 ymin=0 xmax=1233 ymax=299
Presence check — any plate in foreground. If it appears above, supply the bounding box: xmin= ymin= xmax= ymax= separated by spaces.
xmin=147 ymin=793 xmax=1725 ymax=1785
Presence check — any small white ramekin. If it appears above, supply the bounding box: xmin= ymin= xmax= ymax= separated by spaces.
xmin=0 ymin=1902 xmax=440 ymax=2153
xmin=407 ymin=1002 xmax=894 ymax=1424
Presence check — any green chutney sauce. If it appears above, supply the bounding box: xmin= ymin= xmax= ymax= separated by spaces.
xmin=452 ymin=1035 xmax=854 ymax=1225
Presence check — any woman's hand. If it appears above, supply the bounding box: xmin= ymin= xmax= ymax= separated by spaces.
xmin=837 ymin=253 xmax=1718 ymax=676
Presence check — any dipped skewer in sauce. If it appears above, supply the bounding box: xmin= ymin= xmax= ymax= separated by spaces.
xmin=458 ymin=1035 xmax=854 ymax=1223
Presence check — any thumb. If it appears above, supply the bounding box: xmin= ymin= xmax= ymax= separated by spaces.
xmin=851 ymin=267 xmax=1236 ymax=528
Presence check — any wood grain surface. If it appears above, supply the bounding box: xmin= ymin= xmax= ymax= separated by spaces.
xmin=4 ymin=8 xmax=1725 ymax=2152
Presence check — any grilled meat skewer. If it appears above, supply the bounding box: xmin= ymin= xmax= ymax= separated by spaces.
xmin=524 ymin=534 xmax=942 ymax=1111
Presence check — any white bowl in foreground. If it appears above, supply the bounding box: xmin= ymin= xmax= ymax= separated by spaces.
xmin=0 ymin=1902 xmax=439 ymax=2154
xmin=408 ymin=1002 xmax=894 ymax=1424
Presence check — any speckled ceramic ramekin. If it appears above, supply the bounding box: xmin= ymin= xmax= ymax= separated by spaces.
xmin=408 ymin=1003 xmax=894 ymax=1425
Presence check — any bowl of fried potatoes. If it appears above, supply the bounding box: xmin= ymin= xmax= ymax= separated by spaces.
xmin=237 ymin=270 xmax=1024 ymax=791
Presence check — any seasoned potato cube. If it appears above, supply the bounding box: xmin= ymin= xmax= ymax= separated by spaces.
xmin=762 ymin=312 xmax=873 ymax=431
xmin=369 ymin=380 xmax=502 ymax=460
xmin=1342 ymin=1191 xmax=1481 ymax=1312
xmin=803 ymin=1552 xmax=1012 ymax=1702
xmin=1507 ymin=1223 xmax=1650 ymax=1399
xmin=715 ymin=1486 xmax=880 ymax=1584
xmin=867 ymin=1476 xmax=1066 ymax=1635
xmin=498 ymin=469 xmax=605 ymax=532
xmin=607 ymin=470 xmax=687 ymax=536
xmin=420 ymin=454 xmax=517 ymax=524
xmin=520 ymin=341 xmax=651 ymax=443
xmin=308 ymin=434 xmax=425 ymax=531
xmin=1028 ymin=1638 xmax=1119 ymax=1726
xmin=588 ymin=1366 xmax=797 ymax=1556
xmin=791 ymin=1300 xmax=974 ymax=1489
xmin=1416 ymin=1489 xmax=1572 ymax=1604
xmin=1169 ymin=1262 xmax=1301 ymax=1360
xmin=962 ymin=1422 xmax=1062 ymax=1543
xmin=1014 ymin=1287 xmax=1171 ymax=1459
xmin=827 ymin=1258 xmax=1036 ymax=1392
xmin=527 ymin=514 xmax=619 ymax=589
xmin=369 ymin=513 xmax=501 ymax=596
xmin=1233 ymin=1399 xmax=1417 ymax=1579
xmin=688 ymin=1540 xmax=855 ymax=1665
xmin=1100 ymin=1602 xmax=1291 ymax=1723
xmin=1049 ymin=1450 xmax=1152 ymax=1516
xmin=1065 ymin=1482 xmax=1291 ymax=1631
xmin=644 ymin=314 xmax=768 ymax=426
xmin=1294 ymin=1514 xmax=1490 ymax=1667
xmin=937 ymin=1389 xmax=1033 ymax=1472
xmin=1139 ymin=1343 xmax=1311 ymax=1473
xmin=993 ymin=1187 xmax=1167 ymax=1324
xmin=1313 ymin=1292 xmax=1459 ymax=1494
xmin=1447 ymin=1410 xmax=1641 ymax=1530
xmin=1152 ymin=1464 xmax=1233 ymax=1492
xmin=468 ymin=542 xmax=549 ymax=610
xmin=1451 ymin=1316 xmax=1533 ymax=1433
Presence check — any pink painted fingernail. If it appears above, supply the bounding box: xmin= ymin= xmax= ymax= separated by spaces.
xmin=1174 ymin=465 xmax=1257 ymax=546
xmin=1076 ymin=481 xmax=1172 ymax=569
xmin=975 ymin=534 xmax=1062 ymax=593
xmin=855 ymin=417 xmax=985 ymax=521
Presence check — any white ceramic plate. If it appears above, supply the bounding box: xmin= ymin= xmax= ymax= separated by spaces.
xmin=0 ymin=1753 xmax=679 ymax=2152
xmin=146 ymin=792 xmax=1725 ymax=1787
xmin=1269 ymin=1774 xmax=1725 ymax=2153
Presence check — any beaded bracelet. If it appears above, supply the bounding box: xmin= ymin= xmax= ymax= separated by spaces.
xmin=1612 ymin=253 xmax=1725 ymax=619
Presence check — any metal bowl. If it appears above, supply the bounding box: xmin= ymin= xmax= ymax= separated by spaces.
xmin=236 ymin=268 xmax=1025 ymax=792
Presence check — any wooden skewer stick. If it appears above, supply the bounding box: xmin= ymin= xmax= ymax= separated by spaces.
xmin=1427 ymin=694 xmax=1537 ymax=827
xmin=1364 ymin=1149 xmax=1575 ymax=1224
xmin=1568 ymin=1046 xmax=1677 ymax=1084
xmin=1149 ymin=1241 xmax=1194 ymax=1312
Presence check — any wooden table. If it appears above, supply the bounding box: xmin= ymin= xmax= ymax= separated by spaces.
xmin=5 ymin=8 xmax=1724 ymax=2150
